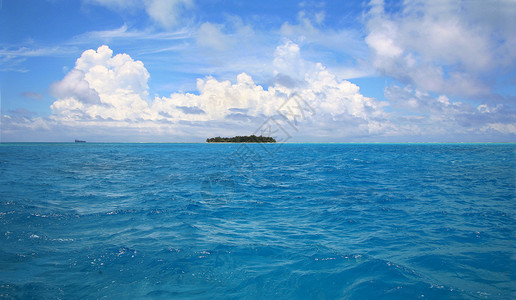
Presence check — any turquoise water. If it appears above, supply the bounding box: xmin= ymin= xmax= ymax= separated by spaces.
xmin=0 ymin=143 xmax=514 ymax=299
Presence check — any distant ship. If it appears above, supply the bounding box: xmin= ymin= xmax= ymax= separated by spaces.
xmin=75 ymin=139 xmax=86 ymax=143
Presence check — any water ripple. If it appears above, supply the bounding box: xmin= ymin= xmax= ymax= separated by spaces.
xmin=0 ymin=143 xmax=514 ymax=299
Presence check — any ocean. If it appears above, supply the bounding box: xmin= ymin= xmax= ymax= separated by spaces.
xmin=0 ymin=143 xmax=514 ymax=299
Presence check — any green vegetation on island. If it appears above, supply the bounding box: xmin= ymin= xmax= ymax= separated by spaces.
xmin=206 ymin=135 xmax=276 ymax=143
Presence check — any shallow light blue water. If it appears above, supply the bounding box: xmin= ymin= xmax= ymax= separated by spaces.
xmin=0 ymin=143 xmax=514 ymax=299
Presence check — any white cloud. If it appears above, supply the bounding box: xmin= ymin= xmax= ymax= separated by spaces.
xmin=279 ymin=11 xmax=368 ymax=60
xmin=279 ymin=10 xmax=372 ymax=80
xmin=196 ymin=22 xmax=231 ymax=51
xmin=5 ymin=42 xmax=514 ymax=142
xmin=39 ymin=43 xmax=394 ymax=141
xmin=384 ymin=84 xmax=516 ymax=136
xmin=153 ymin=39 xmax=388 ymax=134
xmin=273 ymin=40 xmax=305 ymax=82
xmin=144 ymin=0 xmax=194 ymax=29
xmin=51 ymin=69 xmax=101 ymax=105
xmin=0 ymin=46 xmax=77 ymax=73
xmin=365 ymin=26 xmax=402 ymax=59
xmin=481 ymin=123 xmax=516 ymax=135
xmin=365 ymin=0 xmax=516 ymax=98
xmin=50 ymin=45 xmax=151 ymax=122
xmin=71 ymin=24 xmax=192 ymax=44
xmin=85 ymin=0 xmax=194 ymax=29
xmin=84 ymin=0 xmax=142 ymax=10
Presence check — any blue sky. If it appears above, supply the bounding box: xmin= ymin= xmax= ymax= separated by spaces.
xmin=1 ymin=0 xmax=515 ymax=142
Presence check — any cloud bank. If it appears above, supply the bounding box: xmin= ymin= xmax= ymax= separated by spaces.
xmin=2 ymin=41 xmax=514 ymax=142
xmin=46 ymin=43 xmax=388 ymax=140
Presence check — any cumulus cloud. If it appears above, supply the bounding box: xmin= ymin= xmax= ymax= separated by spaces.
xmin=39 ymin=43 xmax=394 ymax=141
xmin=273 ymin=40 xmax=306 ymax=84
xmin=51 ymin=69 xmax=101 ymax=105
xmin=50 ymin=45 xmax=151 ymax=121
xmin=5 ymin=41 xmax=513 ymax=142
xmin=365 ymin=0 xmax=516 ymax=98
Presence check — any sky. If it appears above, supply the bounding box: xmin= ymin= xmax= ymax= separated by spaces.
xmin=1 ymin=0 xmax=515 ymax=142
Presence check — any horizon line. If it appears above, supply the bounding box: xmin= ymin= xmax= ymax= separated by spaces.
xmin=1 ymin=141 xmax=515 ymax=145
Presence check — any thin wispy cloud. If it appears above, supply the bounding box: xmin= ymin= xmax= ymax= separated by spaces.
xmin=20 ymin=92 xmax=44 ymax=100
xmin=69 ymin=24 xmax=193 ymax=44
xmin=0 ymin=46 xmax=78 ymax=72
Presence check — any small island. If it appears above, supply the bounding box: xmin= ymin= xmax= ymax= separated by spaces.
xmin=206 ymin=135 xmax=276 ymax=143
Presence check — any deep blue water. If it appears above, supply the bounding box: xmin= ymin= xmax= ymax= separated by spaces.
xmin=0 ymin=143 xmax=514 ymax=299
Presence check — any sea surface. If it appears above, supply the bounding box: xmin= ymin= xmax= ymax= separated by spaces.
xmin=0 ymin=143 xmax=514 ymax=299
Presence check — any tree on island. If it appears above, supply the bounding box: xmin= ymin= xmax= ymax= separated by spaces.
xmin=206 ymin=135 xmax=276 ymax=143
